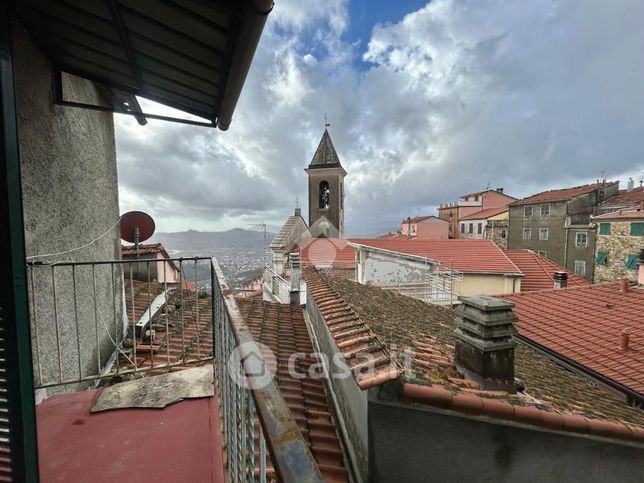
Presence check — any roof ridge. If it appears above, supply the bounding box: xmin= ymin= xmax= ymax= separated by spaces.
xmin=502 ymin=280 xmax=623 ymax=297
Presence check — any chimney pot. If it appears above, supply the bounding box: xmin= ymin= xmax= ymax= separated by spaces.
xmin=553 ymin=271 xmax=568 ymax=289
xmin=295 ymin=207 xmax=302 ymax=217
xmin=454 ymin=296 xmax=517 ymax=392
xmin=627 ymin=177 xmax=634 ymax=192
xmin=619 ymin=278 xmax=630 ymax=293
xmin=619 ymin=330 xmax=630 ymax=351
xmin=496 ymin=187 xmax=504 ymax=193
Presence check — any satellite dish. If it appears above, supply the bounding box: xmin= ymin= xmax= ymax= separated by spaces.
xmin=120 ymin=211 xmax=155 ymax=244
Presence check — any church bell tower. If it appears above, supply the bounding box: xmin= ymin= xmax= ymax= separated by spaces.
xmin=305 ymin=128 xmax=346 ymax=237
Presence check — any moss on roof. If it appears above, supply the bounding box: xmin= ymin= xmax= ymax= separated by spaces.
xmin=324 ymin=274 xmax=644 ymax=428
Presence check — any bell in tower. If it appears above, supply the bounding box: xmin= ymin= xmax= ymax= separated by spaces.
xmin=305 ymin=128 xmax=346 ymax=238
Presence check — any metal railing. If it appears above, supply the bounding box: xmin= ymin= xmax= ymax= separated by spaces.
xmin=263 ymin=266 xmax=291 ymax=303
xmin=212 ymin=259 xmax=322 ymax=483
xmin=379 ymin=270 xmax=463 ymax=306
xmin=26 ymin=257 xmax=213 ymax=389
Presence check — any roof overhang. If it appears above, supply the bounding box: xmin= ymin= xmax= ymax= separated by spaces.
xmin=11 ymin=0 xmax=273 ymax=129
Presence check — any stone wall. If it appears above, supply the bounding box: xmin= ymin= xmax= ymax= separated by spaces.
xmin=594 ymin=220 xmax=643 ymax=282
xmin=485 ymin=220 xmax=508 ymax=249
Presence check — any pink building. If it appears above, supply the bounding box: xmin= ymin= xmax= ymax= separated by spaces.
xmin=399 ymin=216 xmax=449 ymax=239
xmin=438 ymin=188 xmax=516 ymax=238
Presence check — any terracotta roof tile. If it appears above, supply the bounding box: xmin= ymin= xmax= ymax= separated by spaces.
xmin=592 ymin=207 xmax=644 ymax=220
xmin=599 ymin=186 xmax=644 ymax=208
xmin=459 ymin=206 xmax=508 ymax=221
xmin=122 ymin=243 xmax=171 ymax=257
xmin=316 ymin=274 xmax=644 ymax=442
xmin=501 ymin=283 xmax=644 ymax=396
xmin=299 ymin=238 xmax=522 ymax=275
xmin=304 ymin=268 xmax=401 ymax=389
xmin=510 ymin=182 xmax=618 ymax=206
xmin=236 ymin=298 xmax=348 ymax=482
xmin=124 ymin=278 xmax=165 ymax=323
xmin=504 ymin=250 xmax=589 ymax=292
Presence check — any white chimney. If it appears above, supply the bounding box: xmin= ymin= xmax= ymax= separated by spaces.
xmin=627 ymin=177 xmax=635 ymax=192
xmin=553 ymin=271 xmax=568 ymax=289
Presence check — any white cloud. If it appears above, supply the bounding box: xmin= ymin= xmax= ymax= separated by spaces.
xmin=116 ymin=0 xmax=644 ymax=234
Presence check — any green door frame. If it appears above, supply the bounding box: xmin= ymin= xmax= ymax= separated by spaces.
xmin=0 ymin=9 xmax=40 ymax=482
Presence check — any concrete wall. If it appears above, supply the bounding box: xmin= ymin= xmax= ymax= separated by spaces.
xmin=454 ymin=274 xmax=521 ymax=297
xmin=305 ymin=290 xmax=368 ymax=482
xmin=356 ymin=248 xmax=436 ymax=285
xmin=14 ymin=26 xmax=123 ymax=390
xmin=594 ymin=220 xmax=643 ymax=282
xmin=369 ymin=395 xmax=644 ymax=483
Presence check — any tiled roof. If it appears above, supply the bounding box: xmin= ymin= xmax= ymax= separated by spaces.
xmin=592 ymin=207 xmax=644 ymax=220
xmin=459 ymin=206 xmax=508 ymax=221
xmin=122 ymin=243 xmax=171 ymax=257
xmin=319 ymin=273 xmax=644 ymax=441
xmin=118 ymin=286 xmax=213 ymax=376
xmin=377 ymin=232 xmax=416 ymax=240
xmin=297 ymin=238 xmax=357 ymax=268
xmin=270 ymin=213 xmax=306 ymax=250
xmin=237 ymin=298 xmax=349 ymax=482
xmin=124 ymin=278 xmax=166 ymax=323
xmin=299 ymin=238 xmax=522 ymax=274
xmin=351 ymin=239 xmax=522 ymax=275
xmin=504 ymin=250 xmax=589 ymax=292
xmin=599 ymin=186 xmax=644 ymax=208
xmin=461 ymin=189 xmax=516 ymax=200
xmin=304 ymin=268 xmax=401 ymax=389
xmin=501 ymin=283 xmax=644 ymax=396
xmin=510 ymin=182 xmax=618 ymax=206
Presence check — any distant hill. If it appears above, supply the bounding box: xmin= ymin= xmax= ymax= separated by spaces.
xmin=150 ymin=228 xmax=276 ymax=252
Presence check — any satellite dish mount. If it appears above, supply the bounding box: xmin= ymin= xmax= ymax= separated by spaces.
xmin=120 ymin=211 xmax=155 ymax=258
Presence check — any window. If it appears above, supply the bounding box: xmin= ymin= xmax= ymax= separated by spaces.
xmin=540 ymin=203 xmax=550 ymax=218
xmin=523 ymin=228 xmax=532 ymax=240
xmin=524 ymin=206 xmax=533 ymax=219
xmin=538 ymin=250 xmax=547 ymax=257
xmin=411 ymin=225 xmax=416 ymax=235
xmin=319 ymin=180 xmax=330 ymax=209
xmin=539 ymin=228 xmax=549 ymax=240
xmin=575 ymin=232 xmax=588 ymax=247
xmin=574 ymin=260 xmax=586 ymax=276
xmin=468 ymin=223 xmax=473 ymax=234
xmin=625 ymin=253 xmax=638 ymax=269
xmin=500 ymin=229 xmax=507 ymax=239
xmin=477 ymin=223 xmax=483 ymax=235
xmin=599 ymin=223 xmax=611 ymax=235
xmin=595 ymin=250 xmax=608 ymax=265
xmin=631 ymin=222 xmax=644 ymax=236
xmin=474 ymin=195 xmax=479 ymax=201
xmin=460 ymin=223 xmax=465 ymax=234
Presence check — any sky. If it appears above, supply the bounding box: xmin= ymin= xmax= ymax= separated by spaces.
xmin=115 ymin=0 xmax=644 ymax=236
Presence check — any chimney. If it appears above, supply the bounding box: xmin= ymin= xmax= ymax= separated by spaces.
xmin=553 ymin=271 xmax=568 ymax=289
xmin=295 ymin=207 xmax=302 ymax=217
xmin=638 ymin=249 xmax=644 ymax=286
xmin=289 ymin=252 xmax=301 ymax=304
xmin=454 ymin=296 xmax=517 ymax=392
xmin=619 ymin=330 xmax=630 ymax=351
xmin=627 ymin=177 xmax=635 ymax=192
xmin=619 ymin=277 xmax=629 ymax=293
xmin=496 ymin=187 xmax=504 ymax=194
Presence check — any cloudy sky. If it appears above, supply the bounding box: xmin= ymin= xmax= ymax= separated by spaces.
xmin=116 ymin=0 xmax=644 ymax=236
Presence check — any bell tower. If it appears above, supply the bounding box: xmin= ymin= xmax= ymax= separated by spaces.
xmin=305 ymin=128 xmax=346 ymax=237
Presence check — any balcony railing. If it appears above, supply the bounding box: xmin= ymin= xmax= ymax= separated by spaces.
xmin=212 ymin=259 xmax=322 ymax=482
xmin=263 ymin=266 xmax=291 ymax=303
xmin=26 ymin=257 xmax=213 ymax=389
